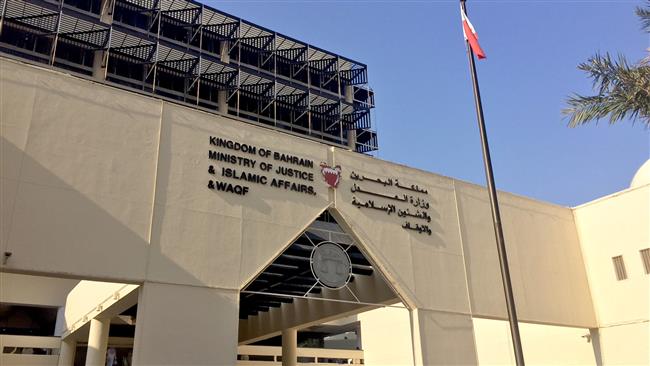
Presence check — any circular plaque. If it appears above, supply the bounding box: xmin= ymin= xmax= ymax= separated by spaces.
xmin=310 ymin=241 xmax=352 ymax=289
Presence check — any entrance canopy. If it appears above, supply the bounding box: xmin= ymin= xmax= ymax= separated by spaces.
xmin=239 ymin=210 xmax=402 ymax=344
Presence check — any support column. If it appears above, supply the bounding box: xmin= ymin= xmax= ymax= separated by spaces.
xmin=92 ymin=51 xmax=108 ymax=80
xmin=220 ymin=41 xmax=231 ymax=63
xmin=281 ymin=328 xmax=298 ymax=366
xmin=344 ymin=85 xmax=354 ymax=104
xmin=57 ymin=338 xmax=77 ymax=366
xmin=85 ymin=318 xmax=110 ymax=366
xmin=344 ymin=85 xmax=356 ymax=150
xmin=217 ymin=38 xmax=230 ymax=113
xmin=131 ymin=282 xmax=239 ymax=366
xmin=347 ymin=129 xmax=357 ymax=151
xmin=218 ymin=90 xmax=229 ymax=114
xmin=410 ymin=308 xmax=478 ymax=366
xmin=92 ymin=0 xmax=114 ymax=80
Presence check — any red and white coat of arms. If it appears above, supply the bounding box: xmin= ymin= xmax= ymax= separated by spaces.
xmin=320 ymin=163 xmax=342 ymax=188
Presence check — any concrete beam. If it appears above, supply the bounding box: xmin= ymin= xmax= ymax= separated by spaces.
xmin=61 ymin=282 xmax=139 ymax=339
xmin=239 ymin=273 xmax=398 ymax=343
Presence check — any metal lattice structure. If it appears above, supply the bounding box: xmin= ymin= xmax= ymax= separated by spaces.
xmin=0 ymin=0 xmax=378 ymax=153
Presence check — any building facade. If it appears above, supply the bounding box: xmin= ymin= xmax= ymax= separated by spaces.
xmin=1 ymin=0 xmax=649 ymax=365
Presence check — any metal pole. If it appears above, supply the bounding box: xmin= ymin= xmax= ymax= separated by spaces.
xmin=460 ymin=1 xmax=525 ymax=365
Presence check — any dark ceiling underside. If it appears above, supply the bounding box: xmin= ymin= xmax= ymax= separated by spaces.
xmin=239 ymin=211 xmax=374 ymax=319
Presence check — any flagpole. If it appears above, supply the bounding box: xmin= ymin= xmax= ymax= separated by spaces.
xmin=459 ymin=1 xmax=525 ymax=365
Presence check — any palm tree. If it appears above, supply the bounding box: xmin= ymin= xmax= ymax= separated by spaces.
xmin=562 ymin=2 xmax=650 ymax=127
xmin=637 ymin=2 xmax=650 ymax=31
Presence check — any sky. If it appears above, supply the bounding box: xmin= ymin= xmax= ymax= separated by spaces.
xmin=206 ymin=0 xmax=649 ymax=207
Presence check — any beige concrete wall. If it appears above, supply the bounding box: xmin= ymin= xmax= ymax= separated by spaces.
xmin=332 ymin=151 xmax=472 ymax=315
xmin=358 ymin=305 xmax=414 ymax=366
xmin=0 ymin=273 xmax=78 ymax=307
xmin=411 ymin=308 xmax=478 ymax=365
xmin=597 ymin=322 xmax=649 ymax=365
xmin=574 ymin=185 xmax=650 ymax=326
xmin=473 ymin=318 xmax=597 ymax=365
xmin=356 ymin=308 xmax=597 ymax=366
xmin=149 ymin=102 xmax=330 ymax=291
xmin=131 ymin=282 xmax=239 ymax=366
xmin=456 ymin=181 xmax=597 ymax=328
xmin=0 ymin=58 xmax=161 ymax=282
xmin=333 ymin=150 xmax=595 ymax=327
xmin=573 ymin=184 xmax=650 ymax=365
xmin=330 ymin=150 xmax=481 ymax=364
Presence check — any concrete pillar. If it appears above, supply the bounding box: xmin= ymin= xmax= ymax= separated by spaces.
xmin=347 ymin=129 xmax=357 ymax=151
xmin=344 ymin=85 xmax=354 ymax=104
xmin=85 ymin=318 xmax=110 ymax=366
xmin=344 ymin=85 xmax=356 ymax=150
xmin=410 ymin=308 xmax=478 ymax=365
xmin=92 ymin=0 xmax=114 ymax=81
xmin=281 ymin=328 xmax=298 ymax=366
xmin=92 ymin=52 xmax=107 ymax=80
xmin=218 ymin=90 xmax=229 ymax=114
xmin=98 ymin=0 xmax=114 ymax=23
xmin=220 ymin=41 xmax=230 ymax=63
xmin=57 ymin=338 xmax=77 ymax=366
xmin=131 ymin=282 xmax=239 ymax=366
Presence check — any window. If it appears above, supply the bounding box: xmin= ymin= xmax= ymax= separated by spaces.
xmin=640 ymin=248 xmax=650 ymax=275
xmin=612 ymin=256 xmax=627 ymax=281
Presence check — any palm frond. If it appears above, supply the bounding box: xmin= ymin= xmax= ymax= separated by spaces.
xmin=562 ymin=53 xmax=650 ymax=127
xmin=637 ymin=1 xmax=650 ymax=33
xmin=563 ymin=2 xmax=650 ymax=127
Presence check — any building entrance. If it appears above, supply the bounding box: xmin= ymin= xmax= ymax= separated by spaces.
xmin=238 ymin=209 xmax=410 ymax=365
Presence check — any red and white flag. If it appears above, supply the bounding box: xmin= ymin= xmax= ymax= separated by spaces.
xmin=461 ymin=5 xmax=486 ymax=60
